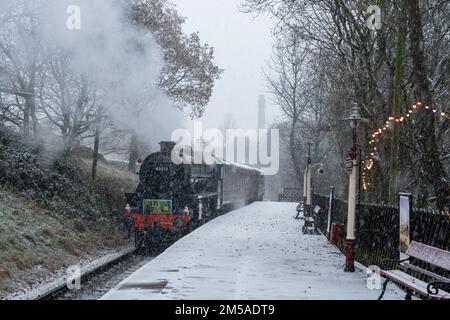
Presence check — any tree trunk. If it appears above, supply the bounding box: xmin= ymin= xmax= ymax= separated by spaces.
xmin=388 ymin=11 xmax=406 ymax=204
xmin=29 ymin=72 xmax=37 ymax=139
xmin=289 ymin=121 xmax=302 ymax=182
xmin=24 ymin=66 xmax=37 ymax=140
xmin=407 ymin=0 xmax=449 ymax=210
xmin=23 ymin=95 xmax=31 ymax=139
xmin=91 ymin=114 xmax=101 ymax=181
xmin=128 ymin=133 xmax=139 ymax=173
xmin=91 ymin=107 xmax=104 ymax=181
xmin=30 ymin=93 xmax=38 ymax=138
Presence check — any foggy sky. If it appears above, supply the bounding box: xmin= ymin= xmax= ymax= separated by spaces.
xmin=172 ymin=0 xmax=281 ymax=131
xmin=40 ymin=0 xmax=185 ymax=150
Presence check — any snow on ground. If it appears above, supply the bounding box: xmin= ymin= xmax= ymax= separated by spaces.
xmin=102 ymin=202 xmax=406 ymax=300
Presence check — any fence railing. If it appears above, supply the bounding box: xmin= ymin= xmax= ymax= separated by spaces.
xmin=314 ymin=194 xmax=450 ymax=279
xmin=278 ymin=187 xmax=303 ymax=202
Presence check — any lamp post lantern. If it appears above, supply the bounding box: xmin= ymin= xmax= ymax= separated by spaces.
xmin=342 ymin=106 xmax=367 ymax=272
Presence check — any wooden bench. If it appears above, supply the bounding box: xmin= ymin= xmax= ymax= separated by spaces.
xmin=378 ymin=241 xmax=450 ymax=300
xmin=301 ymin=208 xmax=320 ymax=235
xmin=302 ymin=216 xmax=315 ymax=233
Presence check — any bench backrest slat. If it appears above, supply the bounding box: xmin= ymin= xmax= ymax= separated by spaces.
xmin=406 ymin=241 xmax=450 ymax=271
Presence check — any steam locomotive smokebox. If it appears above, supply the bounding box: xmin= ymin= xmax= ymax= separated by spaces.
xmin=159 ymin=141 xmax=176 ymax=154
xmin=330 ymin=223 xmax=344 ymax=246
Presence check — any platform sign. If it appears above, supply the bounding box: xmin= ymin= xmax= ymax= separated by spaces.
xmin=399 ymin=193 xmax=412 ymax=260
xmin=314 ymin=205 xmax=321 ymax=214
xmin=143 ymin=199 xmax=173 ymax=215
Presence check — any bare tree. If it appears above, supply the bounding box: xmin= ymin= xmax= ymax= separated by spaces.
xmin=37 ymin=53 xmax=96 ymax=151
xmin=122 ymin=0 xmax=223 ymax=171
xmin=407 ymin=0 xmax=449 ymax=210
xmin=263 ymin=31 xmax=310 ymax=181
xmin=131 ymin=0 xmax=223 ymax=118
xmin=243 ymin=0 xmax=449 ymax=208
xmin=0 ymin=1 xmax=45 ymax=139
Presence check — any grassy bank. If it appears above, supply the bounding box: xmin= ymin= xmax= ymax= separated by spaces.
xmin=0 ymin=126 xmax=139 ymax=297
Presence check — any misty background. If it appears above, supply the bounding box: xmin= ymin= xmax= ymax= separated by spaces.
xmin=172 ymin=0 xmax=280 ymax=132
xmin=1 ymin=0 xmax=448 ymax=207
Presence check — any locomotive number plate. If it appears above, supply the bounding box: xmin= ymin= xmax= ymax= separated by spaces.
xmin=143 ymin=199 xmax=173 ymax=214
xmin=155 ymin=166 xmax=169 ymax=172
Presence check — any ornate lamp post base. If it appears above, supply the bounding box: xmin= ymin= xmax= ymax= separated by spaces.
xmin=344 ymin=239 xmax=356 ymax=272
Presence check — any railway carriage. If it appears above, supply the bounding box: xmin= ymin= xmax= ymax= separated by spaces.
xmin=123 ymin=141 xmax=264 ymax=251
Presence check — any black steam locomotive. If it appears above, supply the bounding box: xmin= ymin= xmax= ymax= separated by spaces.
xmin=124 ymin=141 xmax=264 ymax=250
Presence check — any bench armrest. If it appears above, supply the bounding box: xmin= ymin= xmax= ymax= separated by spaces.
xmin=427 ymin=281 xmax=450 ymax=295
xmin=379 ymin=257 xmax=410 ymax=271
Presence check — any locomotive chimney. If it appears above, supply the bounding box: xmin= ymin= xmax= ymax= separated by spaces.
xmin=159 ymin=141 xmax=176 ymax=154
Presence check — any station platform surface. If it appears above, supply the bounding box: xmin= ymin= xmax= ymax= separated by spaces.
xmin=101 ymin=202 xmax=405 ymax=300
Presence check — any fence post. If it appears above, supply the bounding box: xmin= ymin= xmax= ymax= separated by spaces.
xmin=327 ymin=186 xmax=335 ymax=240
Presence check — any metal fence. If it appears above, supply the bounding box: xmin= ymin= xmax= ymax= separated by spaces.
xmin=314 ymin=194 xmax=450 ymax=277
xmin=278 ymin=187 xmax=303 ymax=202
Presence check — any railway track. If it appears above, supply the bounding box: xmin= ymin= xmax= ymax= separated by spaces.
xmin=33 ymin=211 xmax=224 ymax=300
xmin=35 ymin=249 xmax=154 ymax=300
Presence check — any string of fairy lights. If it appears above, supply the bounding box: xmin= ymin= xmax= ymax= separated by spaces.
xmin=361 ymin=101 xmax=450 ymax=191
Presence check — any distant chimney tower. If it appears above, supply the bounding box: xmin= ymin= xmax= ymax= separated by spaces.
xmin=257 ymin=95 xmax=266 ymax=167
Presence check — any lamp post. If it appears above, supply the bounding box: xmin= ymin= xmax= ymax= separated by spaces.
xmin=304 ymin=143 xmax=312 ymax=218
xmin=303 ymin=168 xmax=307 ymax=205
xmin=343 ymin=106 xmax=367 ymax=272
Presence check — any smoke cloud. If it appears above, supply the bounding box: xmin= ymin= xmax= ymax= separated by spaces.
xmin=38 ymin=0 xmax=187 ymax=149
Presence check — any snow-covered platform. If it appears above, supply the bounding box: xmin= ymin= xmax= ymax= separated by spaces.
xmin=101 ymin=202 xmax=406 ymax=300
